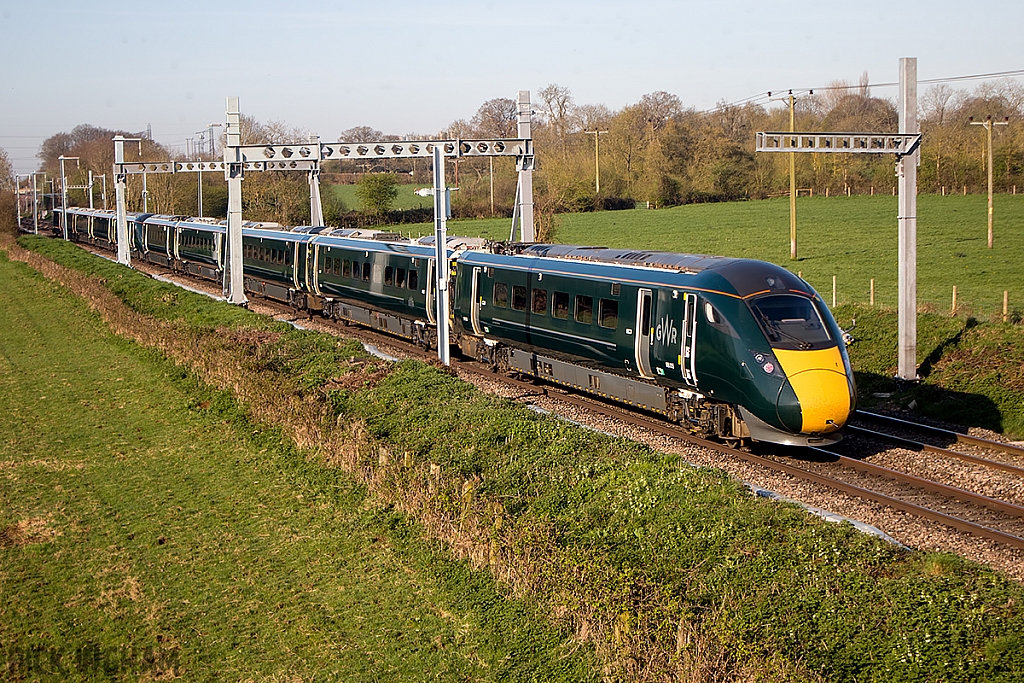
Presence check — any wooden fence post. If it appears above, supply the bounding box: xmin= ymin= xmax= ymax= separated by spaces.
xmin=1004 ymin=291 xmax=1010 ymax=323
xmin=951 ymin=285 xmax=958 ymax=315
xmin=870 ymin=278 xmax=875 ymax=307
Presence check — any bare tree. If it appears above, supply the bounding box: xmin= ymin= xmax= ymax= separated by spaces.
xmin=639 ymin=91 xmax=682 ymax=131
xmin=339 ymin=126 xmax=384 ymax=142
xmin=573 ymin=103 xmax=613 ymax=132
xmin=921 ymin=84 xmax=962 ymax=125
xmin=471 ymin=98 xmax=518 ymax=138
xmin=538 ymin=84 xmax=575 ymax=156
xmin=0 ymin=147 xmax=13 ymax=190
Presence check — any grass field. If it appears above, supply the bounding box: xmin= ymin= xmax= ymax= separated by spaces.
xmin=408 ymin=194 xmax=1024 ymax=318
xmin=0 ymin=247 xmax=596 ymax=680
xmin=6 ymin=211 xmax=1024 ymax=681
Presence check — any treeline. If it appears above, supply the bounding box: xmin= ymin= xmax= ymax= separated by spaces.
xmin=516 ymin=78 xmax=1024 ymax=213
xmin=24 ymin=76 xmax=1024 ymax=226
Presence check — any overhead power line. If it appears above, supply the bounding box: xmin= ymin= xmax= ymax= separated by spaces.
xmin=710 ymin=67 xmax=1024 ymax=113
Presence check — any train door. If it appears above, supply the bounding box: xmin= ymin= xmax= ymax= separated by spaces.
xmin=470 ymin=267 xmax=483 ymax=335
xmin=635 ymin=288 xmax=655 ymax=378
xmin=291 ymin=242 xmax=301 ymax=289
xmin=215 ymin=233 xmax=224 ymax=269
xmin=307 ymin=241 xmax=322 ymax=296
xmin=680 ymin=292 xmax=698 ymax=387
xmin=426 ymin=260 xmax=436 ymax=324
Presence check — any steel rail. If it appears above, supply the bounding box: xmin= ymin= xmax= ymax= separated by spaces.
xmin=806 ymin=447 xmax=1024 ymax=519
xmin=856 ymin=410 xmax=1024 ymax=458
xmin=844 ymin=425 xmax=1024 ymax=477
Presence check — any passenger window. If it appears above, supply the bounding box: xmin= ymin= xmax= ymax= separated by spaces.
xmin=324 ymin=257 xmax=331 ymax=273
xmin=493 ymin=282 xmax=508 ymax=308
xmin=397 ymin=268 xmax=406 ymax=288
xmin=532 ymin=288 xmax=547 ymax=315
xmin=259 ymin=247 xmax=265 ymax=261
xmin=512 ymin=285 xmax=527 ymax=311
xmin=408 ymin=270 xmax=419 ymax=290
xmin=575 ymin=295 xmax=593 ymax=324
xmin=599 ymin=299 xmax=618 ymax=329
xmin=362 ymin=262 xmax=371 ymax=281
xmin=384 ymin=266 xmax=394 ymax=286
xmin=343 ymin=260 xmax=352 ymax=278
xmin=352 ymin=261 xmax=360 ymax=278
xmin=552 ymin=291 xmax=569 ymax=319
xmin=333 ymin=257 xmax=340 ymax=275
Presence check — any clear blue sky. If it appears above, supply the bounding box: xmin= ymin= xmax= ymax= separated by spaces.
xmin=3 ymin=0 xmax=1023 ymax=175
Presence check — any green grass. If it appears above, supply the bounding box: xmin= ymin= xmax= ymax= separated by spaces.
xmin=404 ymin=194 xmax=1024 ymax=316
xmin=0 ymin=248 xmax=597 ymax=681
xmin=555 ymin=195 xmax=1024 ymax=317
xmin=327 ymin=182 xmax=433 ymax=213
xmin=8 ymin=230 xmax=1024 ymax=682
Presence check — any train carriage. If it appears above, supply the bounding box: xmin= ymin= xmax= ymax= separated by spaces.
xmin=453 ymin=244 xmax=855 ymax=446
xmin=175 ymin=219 xmax=224 ymax=280
xmin=307 ymin=231 xmax=476 ymax=346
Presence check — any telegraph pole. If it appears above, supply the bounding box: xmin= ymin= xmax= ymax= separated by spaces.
xmin=970 ymin=115 xmax=1009 ymax=249
xmin=768 ymin=91 xmax=799 ymax=259
xmin=584 ymin=129 xmax=608 ymax=194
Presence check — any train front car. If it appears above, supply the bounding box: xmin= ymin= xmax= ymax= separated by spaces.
xmin=697 ymin=260 xmax=856 ymax=445
xmin=453 ymin=244 xmax=854 ymax=447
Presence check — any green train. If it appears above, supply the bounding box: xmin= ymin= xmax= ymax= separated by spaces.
xmin=57 ymin=207 xmax=856 ymax=446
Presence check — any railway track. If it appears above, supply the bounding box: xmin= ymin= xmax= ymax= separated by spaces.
xmin=64 ymin=237 xmax=1024 ymax=556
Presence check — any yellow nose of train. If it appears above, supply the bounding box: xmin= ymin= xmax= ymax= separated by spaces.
xmin=774 ymin=347 xmax=854 ymax=435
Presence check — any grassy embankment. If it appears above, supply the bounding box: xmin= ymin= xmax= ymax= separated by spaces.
xmin=408 ymin=195 xmax=1024 ymax=436
xmin=0 ymin=197 xmax=596 ymax=680
xmin=4 ymin=197 xmax=1024 ymax=681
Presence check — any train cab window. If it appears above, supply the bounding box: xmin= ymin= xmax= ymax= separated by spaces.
xmin=749 ymin=294 xmax=833 ymax=350
xmin=362 ymin=262 xmax=371 ymax=282
xmin=384 ymin=266 xmax=394 ymax=286
xmin=343 ymin=260 xmax=352 ymax=278
xmin=511 ymin=285 xmax=527 ymax=311
xmin=552 ymin=291 xmax=569 ymax=319
xmin=493 ymin=282 xmax=508 ymax=308
xmin=575 ymin=295 xmax=593 ymax=324
xmin=408 ymin=270 xmax=418 ymax=290
xmin=598 ymin=299 xmax=618 ymax=329
xmin=396 ymin=268 xmax=406 ymax=288
xmin=532 ymin=289 xmax=547 ymax=315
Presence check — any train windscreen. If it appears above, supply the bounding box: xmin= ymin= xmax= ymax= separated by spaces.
xmin=749 ymin=294 xmax=834 ymax=350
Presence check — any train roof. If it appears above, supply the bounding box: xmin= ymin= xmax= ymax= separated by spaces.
xmin=519 ymin=244 xmax=737 ymax=272
xmin=464 ymin=245 xmax=812 ymax=299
